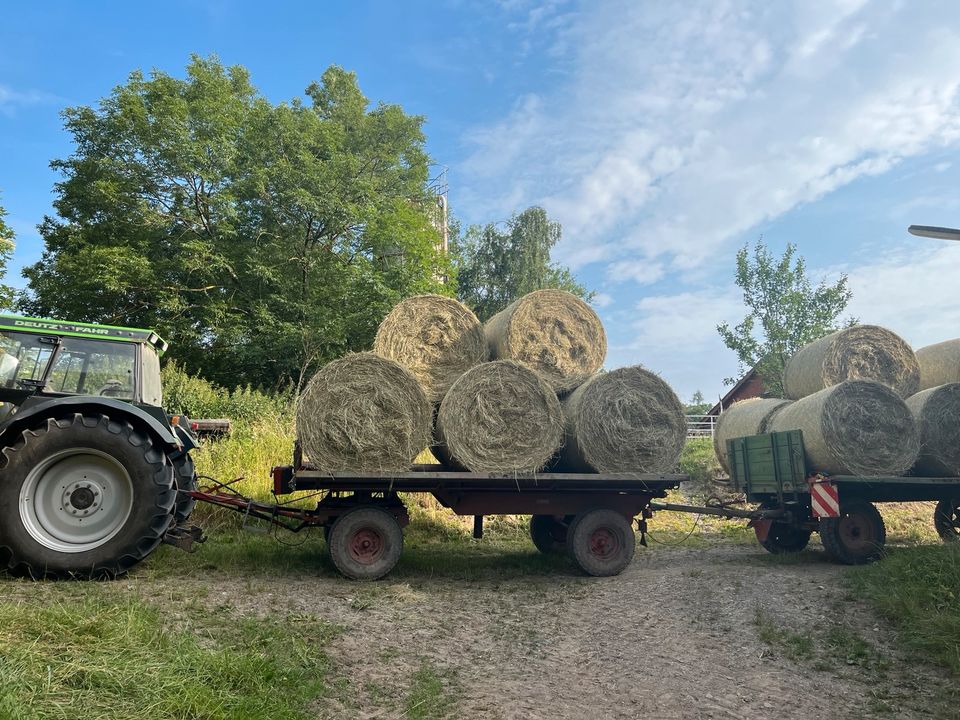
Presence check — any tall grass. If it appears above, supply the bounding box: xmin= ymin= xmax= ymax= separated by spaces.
xmin=0 ymin=596 xmax=338 ymax=720
xmin=849 ymin=545 xmax=960 ymax=675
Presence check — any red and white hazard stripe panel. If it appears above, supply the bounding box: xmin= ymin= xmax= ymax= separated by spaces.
xmin=809 ymin=478 xmax=840 ymax=518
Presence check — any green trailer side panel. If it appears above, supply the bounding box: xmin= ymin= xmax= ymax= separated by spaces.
xmin=727 ymin=431 xmax=808 ymax=501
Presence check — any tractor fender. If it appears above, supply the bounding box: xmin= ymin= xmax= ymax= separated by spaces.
xmin=0 ymin=396 xmax=181 ymax=453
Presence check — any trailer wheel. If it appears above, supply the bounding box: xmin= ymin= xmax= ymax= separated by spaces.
xmin=529 ymin=515 xmax=570 ymax=554
xmin=567 ymin=509 xmax=635 ymax=577
xmin=819 ymin=502 xmax=886 ymax=565
xmin=758 ymin=522 xmax=812 ymax=554
xmin=328 ymin=506 xmax=403 ymax=581
xmin=0 ymin=414 xmax=176 ymax=579
xmin=934 ymin=498 xmax=960 ymax=543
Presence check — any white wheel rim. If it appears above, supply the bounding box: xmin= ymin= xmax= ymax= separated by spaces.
xmin=19 ymin=448 xmax=134 ymax=553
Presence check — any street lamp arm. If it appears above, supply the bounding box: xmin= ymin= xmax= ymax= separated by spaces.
xmin=908 ymin=225 xmax=960 ymax=241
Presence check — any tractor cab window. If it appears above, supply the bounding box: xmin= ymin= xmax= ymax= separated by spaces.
xmin=0 ymin=331 xmax=56 ymax=389
xmin=46 ymin=338 xmax=136 ymax=400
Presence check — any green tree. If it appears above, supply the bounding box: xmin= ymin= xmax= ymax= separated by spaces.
xmin=717 ymin=241 xmax=853 ymax=396
xmin=685 ymin=390 xmax=710 ymax=415
xmin=453 ymin=206 xmax=591 ymax=321
xmin=0 ymin=202 xmax=14 ymax=310
xmin=21 ymin=56 xmax=452 ymax=390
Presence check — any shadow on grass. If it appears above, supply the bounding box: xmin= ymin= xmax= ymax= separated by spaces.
xmin=137 ymin=527 xmax=577 ymax=584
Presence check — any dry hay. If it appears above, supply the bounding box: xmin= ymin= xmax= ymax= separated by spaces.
xmin=782 ymin=325 xmax=920 ymax=400
xmin=906 ymin=383 xmax=960 ymax=477
xmin=555 ymin=366 xmax=686 ymax=473
xmin=484 ymin=289 xmax=606 ymax=394
xmin=766 ymin=380 xmax=918 ymax=476
xmin=296 ymin=352 xmax=431 ymax=472
xmin=916 ymin=339 xmax=960 ymax=391
xmin=373 ymin=294 xmax=487 ymax=403
xmin=435 ymin=360 xmax=563 ymax=473
xmin=713 ymin=398 xmax=792 ymax=474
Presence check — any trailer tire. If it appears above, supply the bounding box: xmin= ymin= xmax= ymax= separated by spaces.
xmin=529 ymin=515 xmax=570 ymax=554
xmin=328 ymin=506 xmax=403 ymax=581
xmin=934 ymin=498 xmax=960 ymax=543
xmin=758 ymin=522 xmax=812 ymax=554
xmin=567 ymin=509 xmax=635 ymax=577
xmin=0 ymin=414 xmax=176 ymax=579
xmin=819 ymin=502 xmax=886 ymax=565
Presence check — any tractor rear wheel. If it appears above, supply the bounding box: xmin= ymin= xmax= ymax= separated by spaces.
xmin=0 ymin=414 xmax=176 ymax=579
xmin=934 ymin=498 xmax=960 ymax=543
xmin=819 ymin=502 xmax=886 ymax=565
xmin=567 ymin=509 xmax=635 ymax=576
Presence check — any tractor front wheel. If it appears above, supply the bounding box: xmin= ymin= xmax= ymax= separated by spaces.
xmin=0 ymin=414 xmax=176 ymax=578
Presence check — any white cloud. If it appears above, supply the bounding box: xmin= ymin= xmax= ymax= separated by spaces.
xmin=460 ymin=0 xmax=960 ymax=279
xmin=604 ymin=287 xmax=745 ymax=400
xmin=605 ymin=259 xmax=665 ymax=285
xmin=590 ymin=292 xmax=613 ymax=308
xmin=0 ymin=85 xmax=60 ymax=115
xmin=835 ymin=242 xmax=960 ymax=350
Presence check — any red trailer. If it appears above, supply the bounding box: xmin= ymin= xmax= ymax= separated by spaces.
xmin=190 ymin=452 xmax=685 ymax=580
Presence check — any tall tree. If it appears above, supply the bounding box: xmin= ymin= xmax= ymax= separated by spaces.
xmin=717 ymin=241 xmax=853 ymax=396
xmin=21 ymin=56 xmax=452 ymax=389
xmin=0 ymin=202 xmax=14 ymax=310
xmin=453 ymin=206 xmax=591 ymax=321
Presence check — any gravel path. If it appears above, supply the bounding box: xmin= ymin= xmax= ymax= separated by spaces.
xmin=164 ymin=541 xmax=954 ymax=719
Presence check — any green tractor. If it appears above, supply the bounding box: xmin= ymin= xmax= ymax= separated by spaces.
xmin=0 ymin=314 xmax=201 ymax=578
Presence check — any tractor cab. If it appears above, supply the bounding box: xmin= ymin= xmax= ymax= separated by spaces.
xmin=0 ymin=314 xmax=167 ymax=417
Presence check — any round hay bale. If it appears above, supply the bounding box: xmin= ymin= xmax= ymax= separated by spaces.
xmin=484 ymin=289 xmax=606 ymax=394
xmin=906 ymin=384 xmax=960 ymax=477
xmin=555 ymin=366 xmax=686 ymax=473
xmin=766 ymin=380 xmax=918 ymax=476
xmin=713 ymin=398 xmax=792 ymax=474
xmin=373 ymin=294 xmax=488 ymax=403
xmin=782 ymin=325 xmax=920 ymax=400
xmin=296 ymin=353 xmax=431 ymax=472
xmin=435 ymin=360 xmax=563 ymax=473
xmin=916 ymin=339 xmax=960 ymax=391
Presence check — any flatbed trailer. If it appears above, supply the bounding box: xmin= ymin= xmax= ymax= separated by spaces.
xmin=191 ymin=460 xmax=685 ymax=580
xmin=649 ymin=430 xmax=960 ymax=564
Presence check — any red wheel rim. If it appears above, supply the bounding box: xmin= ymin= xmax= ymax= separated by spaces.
xmin=349 ymin=528 xmax=385 ymax=565
xmin=589 ymin=527 xmax=620 ymax=560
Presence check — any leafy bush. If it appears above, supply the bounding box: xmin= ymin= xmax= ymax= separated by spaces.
xmin=161 ymin=361 xmax=291 ymax=422
xmin=679 ymin=438 xmax=722 ymax=486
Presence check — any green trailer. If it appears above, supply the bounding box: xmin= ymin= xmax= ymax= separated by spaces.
xmin=652 ymin=430 xmax=960 ymax=564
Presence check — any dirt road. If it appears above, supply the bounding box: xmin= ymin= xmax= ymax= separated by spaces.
xmin=168 ymin=541 xmax=954 ymax=719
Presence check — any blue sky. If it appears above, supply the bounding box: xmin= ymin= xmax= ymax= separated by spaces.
xmin=3 ymin=1 xmax=960 ymax=402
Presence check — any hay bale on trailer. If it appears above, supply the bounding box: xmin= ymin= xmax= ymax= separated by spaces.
xmin=916 ymin=339 xmax=960 ymax=391
xmin=484 ymin=289 xmax=606 ymax=394
xmin=435 ymin=360 xmax=563 ymax=473
xmin=554 ymin=366 xmax=686 ymax=473
xmin=782 ymin=325 xmax=920 ymax=400
xmin=373 ymin=294 xmax=488 ymax=403
xmin=296 ymin=353 xmax=432 ymax=472
xmin=906 ymin=383 xmax=960 ymax=477
xmin=713 ymin=398 xmax=792 ymax=474
xmin=766 ymin=380 xmax=918 ymax=476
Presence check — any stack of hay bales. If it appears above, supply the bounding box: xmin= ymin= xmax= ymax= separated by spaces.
xmin=915 ymin=339 xmax=960 ymax=391
xmin=716 ymin=324 xmax=928 ymax=478
xmin=906 ymin=383 xmax=960 ymax=477
xmin=297 ymin=290 xmax=687 ymax=475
